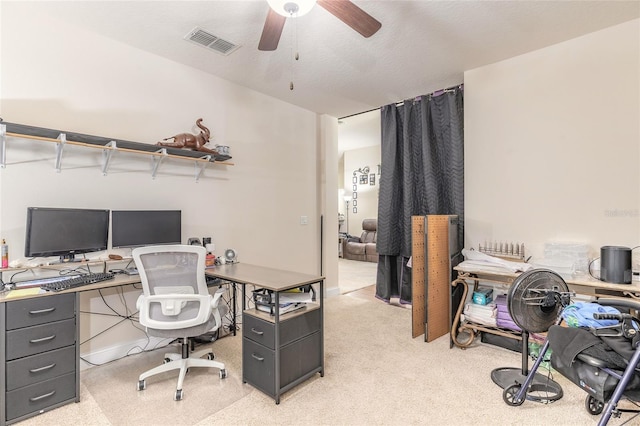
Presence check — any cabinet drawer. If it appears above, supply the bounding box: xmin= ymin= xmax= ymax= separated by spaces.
xmin=6 ymin=318 xmax=76 ymax=360
xmin=244 ymin=308 xmax=321 ymax=349
xmin=6 ymin=345 xmax=76 ymax=391
xmin=6 ymin=293 xmax=75 ymax=330
xmin=243 ymin=331 xmax=321 ymax=397
xmin=243 ymin=315 xmax=275 ymax=348
xmin=6 ymin=372 xmax=76 ymax=421
xmin=243 ymin=338 xmax=275 ymax=395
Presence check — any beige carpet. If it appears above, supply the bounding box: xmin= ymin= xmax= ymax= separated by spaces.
xmin=18 ymin=286 xmax=640 ymax=426
xmin=338 ymin=258 xmax=377 ymax=294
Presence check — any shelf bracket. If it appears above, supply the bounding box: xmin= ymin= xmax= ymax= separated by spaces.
xmin=101 ymin=141 xmax=117 ymax=176
xmin=54 ymin=133 xmax=67 ymax=173
xmin=194 ymin=155 xmax=211 ymax=182
xmin=151 ymin=148 xmax=167 ymax=179
xmin=0 ymin=124 xmax=6 ymax=168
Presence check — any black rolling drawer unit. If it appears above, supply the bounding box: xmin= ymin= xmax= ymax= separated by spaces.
xmin=1 ymin=293 xmax=80 ymax=426
xmin=242 ymin=306 xmax=322 ymax=403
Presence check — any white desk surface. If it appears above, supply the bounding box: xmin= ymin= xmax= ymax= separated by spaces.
xmin=454 ymin=265 xmax=640 ymax=295
xmin=0 ymin=274 xmax=142 ymax=303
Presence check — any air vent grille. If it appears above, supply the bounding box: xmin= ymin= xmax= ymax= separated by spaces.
xmin=184 ymin=27 xmax=240 ymax=56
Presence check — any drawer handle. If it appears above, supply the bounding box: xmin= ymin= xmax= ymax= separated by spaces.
xmin=30 ymin=334 xmax=56 ymax=343
xmin=250 ymin=328 xmax=264 ymax=336
xmin=30 ymin=363 xmax=56 ymax=373
xmin=29 ymin=307 xmax=56 ymax=315
xmin=29 ymin=390 xmax=56 ymax=402
xmin=251 ymin=353 xmax=264 ymax=362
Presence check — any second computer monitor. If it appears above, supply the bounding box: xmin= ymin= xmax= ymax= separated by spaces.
xmin=111 ymin=210 xmax=181 ymax=248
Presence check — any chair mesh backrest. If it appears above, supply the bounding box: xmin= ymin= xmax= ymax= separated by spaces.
xmin=136 ymin=247 xmax=208 ymax=324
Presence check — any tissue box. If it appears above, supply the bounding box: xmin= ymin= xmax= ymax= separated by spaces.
xmin=473 ymin=287 xmax=493 ymax=305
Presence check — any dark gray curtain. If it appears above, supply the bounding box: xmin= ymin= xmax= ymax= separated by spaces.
xmin=375 ymin=87 xmax=464 ymax=304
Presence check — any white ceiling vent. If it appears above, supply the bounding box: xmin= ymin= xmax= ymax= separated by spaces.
xmin=184 ymin=27 xmax=240 ymax=56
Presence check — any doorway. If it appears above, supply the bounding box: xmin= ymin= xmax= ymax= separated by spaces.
xmin=337 ymin=110 xmax=381 ymax=294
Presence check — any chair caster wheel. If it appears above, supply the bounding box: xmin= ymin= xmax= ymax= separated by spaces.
xmin=163 ymin=357 xmax=171 ymax=364
xmin=220 ymin=369 xmax=227 ymax=379
xmin=137 ymin=380 xmax=146 ymax=391
xmin=207 ymin=353 xmax=215 ymax=360
xmin=174 ymin=389 xmax=183 ymax=401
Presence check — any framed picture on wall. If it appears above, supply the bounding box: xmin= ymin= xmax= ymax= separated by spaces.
xmin=352 ymin=176 xmax=357 ymax=184
xmin=353 ymin=200 xmax=357 ymax=207
xmin=369 ymin=174 xmax=375 ymax=185
xmin=359 ymin=174 xmax=368 ymax=185
xmin=353 ymin=207 xmax=357 ymax=213
xmin=353 ymin=192 xmax=357 ymax=199
xmin=352 ymin=184 xmax=357 ymax=192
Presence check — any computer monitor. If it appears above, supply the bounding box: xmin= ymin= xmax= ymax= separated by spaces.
xmin=111 ymin=210 xmax=181 ymax=248
xmin=25 ymin=207 xmax=110 ymax=263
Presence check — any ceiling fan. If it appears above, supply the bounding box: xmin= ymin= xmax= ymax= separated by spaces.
xmin=259 ymin=0 xmax=381 ymax=51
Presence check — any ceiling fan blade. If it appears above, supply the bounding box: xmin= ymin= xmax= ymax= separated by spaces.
xmin=317 ymin=0 xmax=381 ymax=38
xmin=258 ymin=8 xmax=287 ymax=51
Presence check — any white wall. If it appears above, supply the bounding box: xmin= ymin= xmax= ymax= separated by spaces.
xmin=464 ymin=19 xmax=640 ymax=263
xmin=343 ymin=146 xmax=381 ymax=236
xmin=0 ymin=3 xmax=334 ymax=362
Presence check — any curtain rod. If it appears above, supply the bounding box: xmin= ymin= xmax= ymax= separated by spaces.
xmin=338 ymin=83 xmax=464 ymax=121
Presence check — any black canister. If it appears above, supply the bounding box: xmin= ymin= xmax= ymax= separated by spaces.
xmin=600 ymin=245 xmax=632 ymax=284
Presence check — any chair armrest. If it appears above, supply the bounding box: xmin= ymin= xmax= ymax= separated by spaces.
xmin=138 ymin=294 xmax=212 ymax=330
xmin=210 ymin=287 xmax=226 ymax=329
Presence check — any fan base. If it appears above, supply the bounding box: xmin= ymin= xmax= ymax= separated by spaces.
xmin=491 ymin=367 xmax=563 ymax=403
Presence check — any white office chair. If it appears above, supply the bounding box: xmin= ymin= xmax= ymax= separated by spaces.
xmin=132 ymin=244 xmax=227 ymax=401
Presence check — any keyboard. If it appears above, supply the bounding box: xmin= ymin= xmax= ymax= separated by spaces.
xmin=40 ymin=272 xmax=115 ymax=292
xmin=14 ymin=275 xmax=81 ymax=289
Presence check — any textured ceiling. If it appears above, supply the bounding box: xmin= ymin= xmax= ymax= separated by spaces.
xmin=19 ymin=1 xmax=640 ymax=118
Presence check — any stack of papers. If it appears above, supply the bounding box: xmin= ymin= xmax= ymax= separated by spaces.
xmin=256 ymin=292 xmax=313 ymax=316
xmin=256 ymin=302 xmax=306 ymax=315
xmin=458 ymin=249 xmax=533 ymax=273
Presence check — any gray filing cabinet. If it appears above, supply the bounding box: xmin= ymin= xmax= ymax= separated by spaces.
xmin=242 ymin=305 xmax=322 ymax=404
xmin=0 ymin=293 xmax=79 ymax=426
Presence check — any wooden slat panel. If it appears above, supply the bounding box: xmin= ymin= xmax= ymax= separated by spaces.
xmin=411 ymin=216 xmax=426 ymax=339
xmin=425 ymin=215 xmax=451 ymax=342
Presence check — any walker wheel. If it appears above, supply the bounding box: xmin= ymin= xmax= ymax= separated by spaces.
xmin=585 ymin=395 xmax=604 ymax=415
xmin=503 ymin=384 xmax=525 ymax=406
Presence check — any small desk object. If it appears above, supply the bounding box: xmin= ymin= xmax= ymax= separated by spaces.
xmin=205 ymin=263 xmax=324 ymax=404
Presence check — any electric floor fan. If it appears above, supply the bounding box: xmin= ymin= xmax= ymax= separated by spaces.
xmin=491 ymin=268 xmax=572 ymax=403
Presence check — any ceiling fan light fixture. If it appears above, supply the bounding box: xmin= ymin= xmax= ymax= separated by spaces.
xmin=267 ymin=0 xmax=317 ymax=17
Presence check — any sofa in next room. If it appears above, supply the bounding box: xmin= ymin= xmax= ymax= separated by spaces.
xmin=343 ymin=218 xmax=378 ymax=262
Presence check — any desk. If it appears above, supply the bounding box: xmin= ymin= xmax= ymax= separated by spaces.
xmin=450 ymin=266 xmax=640 ymax=349
xmin=0 ymin=271 xmax=237 ymax=426
xmin=205 ymin=263 xmax=324 ymax=404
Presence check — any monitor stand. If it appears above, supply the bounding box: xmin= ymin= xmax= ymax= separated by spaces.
xmin=51 ymin=254 xmax=83 ymax=264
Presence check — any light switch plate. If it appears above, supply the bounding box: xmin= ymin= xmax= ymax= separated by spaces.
xmin=300 ymin=216 xmax=308 ymax=225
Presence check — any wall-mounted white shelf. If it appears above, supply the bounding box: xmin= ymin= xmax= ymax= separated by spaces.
xmin=0 ymin=121 xmax=233 ymax=182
